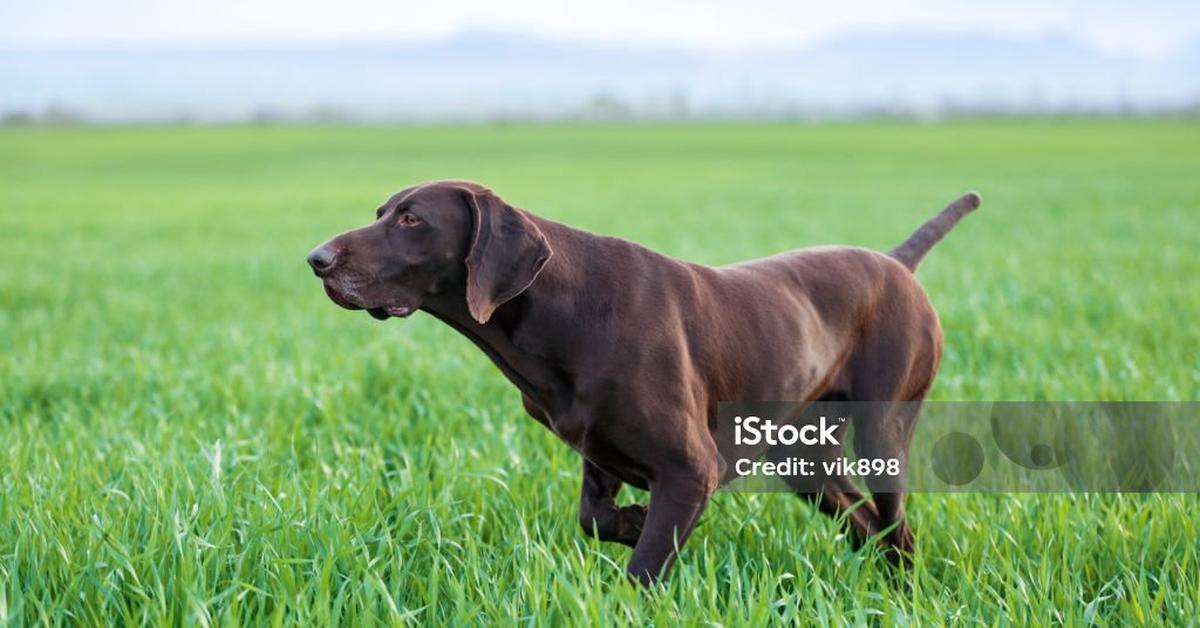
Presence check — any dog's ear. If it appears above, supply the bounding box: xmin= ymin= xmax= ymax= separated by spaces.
xmin=462 ymin=186 xmax=552 ymax=324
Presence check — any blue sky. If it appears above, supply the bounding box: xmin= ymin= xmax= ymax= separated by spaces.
xmin=3 ymin=0 xmax=1198 ymax=58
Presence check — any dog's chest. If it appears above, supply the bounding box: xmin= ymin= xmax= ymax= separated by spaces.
xmin=521 ymin=395 xmax=647 ymax=485
xmin=545 ymin=412 xmax=589 ymax=450
xmin=520 ymin=393 xmax=588 ymax=448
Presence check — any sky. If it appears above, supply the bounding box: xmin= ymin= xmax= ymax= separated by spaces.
xmin=2 ymin=0 xmax=1199 ymax=59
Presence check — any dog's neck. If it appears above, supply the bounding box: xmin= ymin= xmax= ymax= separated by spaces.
xmin=420 ymin=219 xmax=583 ymax=415
xmin=421 ymin=293 xmax=549 ymax=402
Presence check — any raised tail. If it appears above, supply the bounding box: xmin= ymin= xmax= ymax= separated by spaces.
xmin=888 ymin=192 xmax=982 ymax=271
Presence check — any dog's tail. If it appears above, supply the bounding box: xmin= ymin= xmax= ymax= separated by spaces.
xmin=888 ymin=192 xmax=982 ymax=271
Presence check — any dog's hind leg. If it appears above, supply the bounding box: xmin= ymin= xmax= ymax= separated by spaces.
xmin=766 ymin=429 xmax=881 ymax=548
xmin=844 ymin=297 xmax=937 ymax=567
xmin=850 ymin=395 xmax=923 ymax=567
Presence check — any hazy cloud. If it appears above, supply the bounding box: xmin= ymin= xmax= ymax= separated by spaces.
xmin=3 ymin=0 xmax=1198 ymax=58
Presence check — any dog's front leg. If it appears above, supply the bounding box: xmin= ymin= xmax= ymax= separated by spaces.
xmin=626 ymin=464 xmax=717 ymax=585
xmin=578 ymin=460 xmax=646 ymax=547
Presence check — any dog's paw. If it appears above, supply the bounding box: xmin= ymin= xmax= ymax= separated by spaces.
xmin=615 ymin=504 xmax=648 ymax=547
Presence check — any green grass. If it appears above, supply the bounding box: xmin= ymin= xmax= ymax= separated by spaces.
xmin=1 ymin=120 xmax=1198 ymax=625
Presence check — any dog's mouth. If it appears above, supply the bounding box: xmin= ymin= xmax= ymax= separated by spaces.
xmin=323 ymin=283 xmax=363 ymax=311
xmin=367 ymin=305 xmax=415 ymax=320
xmin=323 ymin=282 xmax=416 ymax=321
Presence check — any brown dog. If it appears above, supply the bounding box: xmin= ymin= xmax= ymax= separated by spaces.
xmin=307 ymin=181 xmax=980 ymax=583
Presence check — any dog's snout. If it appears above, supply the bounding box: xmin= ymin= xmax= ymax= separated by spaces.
xmin=307 ymin=245 xmax=338 ymax=274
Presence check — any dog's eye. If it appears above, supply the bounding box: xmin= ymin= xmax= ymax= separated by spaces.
xmin=398 ymin=213 xmax=422 ymax=227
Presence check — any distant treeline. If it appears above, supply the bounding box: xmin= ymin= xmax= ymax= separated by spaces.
xmin=5 ymin=98 xmax=1200 ymax=127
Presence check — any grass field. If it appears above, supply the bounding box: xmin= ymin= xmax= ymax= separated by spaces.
xmin=2 ymin=120 xmax=1199 ymax=625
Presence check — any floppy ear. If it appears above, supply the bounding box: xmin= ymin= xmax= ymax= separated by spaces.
xmin=463 ymin=187 xmax=553 ymax=324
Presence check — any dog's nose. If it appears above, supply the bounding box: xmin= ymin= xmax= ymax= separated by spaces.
xmin=307 ymin=245 xmax=337 ymax=274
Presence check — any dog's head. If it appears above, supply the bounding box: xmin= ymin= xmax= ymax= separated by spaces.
xmin=307 ymin=181 xmax=552 ymax=324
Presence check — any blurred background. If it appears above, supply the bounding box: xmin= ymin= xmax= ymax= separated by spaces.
xmin=2 ymin=0 xmax=1199 ymax=123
